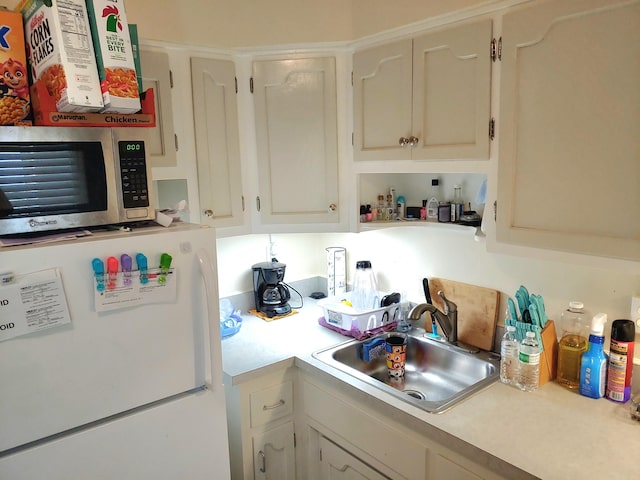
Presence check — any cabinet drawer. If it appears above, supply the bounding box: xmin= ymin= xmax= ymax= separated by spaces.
xmin=250 ymin=381 xmax=293 ymax=428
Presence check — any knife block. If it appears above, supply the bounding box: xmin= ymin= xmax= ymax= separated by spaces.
xmin=538 ymin=320 xmax=559 ymax=386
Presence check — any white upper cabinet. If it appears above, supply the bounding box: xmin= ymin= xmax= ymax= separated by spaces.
xmin=252 ymin=56 xmax=340 ymax=227
xmin=353 ymin=19 xmax=493 ymax=162
xmin=139 ymin=48 xmax=177 ymax=168
xmin=497 ymin=0 xmax=640 ymax=261
xmin=191 ymin=57 xmax=245 ymax=230
xmin=353 ymin=40 xmax=413 ymax=161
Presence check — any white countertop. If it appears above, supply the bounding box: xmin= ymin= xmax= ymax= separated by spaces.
xmin=221 ymin=300 xmax=640 ymax=480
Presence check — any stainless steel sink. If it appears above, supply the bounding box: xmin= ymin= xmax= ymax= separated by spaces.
xmin=312 ymin=330 xmax=500 ymax=413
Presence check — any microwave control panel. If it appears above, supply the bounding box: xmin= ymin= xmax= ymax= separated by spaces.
xmin=118 ymin=141 xmax=149 ymax=208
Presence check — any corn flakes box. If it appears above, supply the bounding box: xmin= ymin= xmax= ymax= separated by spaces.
xmin=18 ymin=0 xmax=103 ymax=112
xmin=85 ymin=0 xmax=140 ymax=113
xmin=0 ymin=8 xmax=32 ymax=125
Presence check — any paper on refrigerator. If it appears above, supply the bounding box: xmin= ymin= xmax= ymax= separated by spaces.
xmin=0 ymin=268 xmax=71 ymax=342
xmin=94 ymin=268 xmax=176 ymax=312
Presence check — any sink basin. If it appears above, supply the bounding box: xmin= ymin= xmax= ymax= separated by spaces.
xmin=312 ymin=330 xmax=500 ymax=413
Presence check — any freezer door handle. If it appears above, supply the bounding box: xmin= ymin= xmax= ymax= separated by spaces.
xmin=196 ymin=248 xmax=223 ymax=393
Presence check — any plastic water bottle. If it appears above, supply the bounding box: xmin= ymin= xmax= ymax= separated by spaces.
xmin=351 ymin=260 xmax=378 ymax=311
xmin=500 ymin=326 xmax=519 ymax=386
xmin=518 ymin=331 xmax=541 ymax=392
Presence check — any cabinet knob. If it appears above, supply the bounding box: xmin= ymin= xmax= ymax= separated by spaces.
xmin=203 ymin=209 xmax=214 ymax=218
xmin=329 ymin=203 xmax=337 ymax=211
xmin=398 ymin=137 xmax=410 ymax=147
xmin=408 ymin=136 xmax=419 ymax=147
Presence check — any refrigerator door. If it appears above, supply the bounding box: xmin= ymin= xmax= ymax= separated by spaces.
xmin=0 ymin=388 xmax=230 ymax=480
xmin=0 ymin=224 xmax=229 ymax=476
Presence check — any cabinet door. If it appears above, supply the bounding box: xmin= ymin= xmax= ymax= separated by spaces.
xmin=497 ymin=0 xmax=640 ymax=260
xmin=252 ymin=57 xmax=339 ymax=225
xmin=140 ymin=49 xmax=177 ymax=168
xmin=252 ymin=422 xmax=295 ymax=480
xmin=353 ymin=40 xmax=413 ymax=161
xmin=191 ymin=57 xmax=244 ymax=229
xmin=412 ymin=19 xmax=492 ymax=160
xmin=319 ymin=436 xmax=391 ymax=480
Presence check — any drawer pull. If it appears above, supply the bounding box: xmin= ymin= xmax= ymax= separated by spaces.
xmin=262 ymin=399 xmax=285 ymax=411
xmin=258 ymin=450 xmax=266 ymax=473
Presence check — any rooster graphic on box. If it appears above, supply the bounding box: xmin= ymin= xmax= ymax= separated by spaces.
xmin=102 ymin=5 xmax=122 ymax=33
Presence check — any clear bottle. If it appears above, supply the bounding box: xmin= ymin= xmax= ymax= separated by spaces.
xmin=500 ymin=325 xmax=519 ymax=386
xmin=351 ymin=260 xmax=378 ymax=311
xmin=451 ymin=185 xmax=462 ymax=222
xmin=375 ymin=195 xmax=385 ymax=222
xmin=426 ymin=179 xmax=439 ymax=219
xmin=518 ymin=331 xmax=541 ymax=391
xmin=557 ymin=301 xmax=589 ymax=389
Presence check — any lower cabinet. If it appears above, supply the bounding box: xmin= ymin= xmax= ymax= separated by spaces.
xmin=226 ymin=366 xmax=510 ymax=480
xmin=317 ymin=435 xmax=391 ymax=480
xmin=225 ymin=368 xmax=296 ymax=480
xmin=252 ymin=422 xmax=296 ymax=480
xmin=299 ymin=374 xmax=507 ymax=480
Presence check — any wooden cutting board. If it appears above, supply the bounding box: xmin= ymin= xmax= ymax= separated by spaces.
xmin=425 ymin=277 xmax=500 ymax=351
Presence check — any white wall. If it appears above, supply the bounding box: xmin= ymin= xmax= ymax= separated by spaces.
xmin=123 ymin=0 xmax=489 ymax=48
xmin=217 ymin=228 xmax=640 ymax=334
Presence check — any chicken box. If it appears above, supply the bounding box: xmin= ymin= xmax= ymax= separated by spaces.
xmin=85 ymin=0 xmax=140 ymax=113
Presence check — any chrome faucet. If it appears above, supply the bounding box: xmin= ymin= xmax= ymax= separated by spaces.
xmin=409 ymin=291 xmax=458 ymax=344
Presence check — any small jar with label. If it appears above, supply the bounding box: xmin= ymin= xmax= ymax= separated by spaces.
xmin=438 ymin=203 xmax=451 ymax=222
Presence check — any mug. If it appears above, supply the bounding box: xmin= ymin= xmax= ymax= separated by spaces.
xmin=385 ymin=334 xmax=407 ymax=378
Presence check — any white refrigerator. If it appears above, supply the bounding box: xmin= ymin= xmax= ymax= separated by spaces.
xmin=0 ymin=224 xmax=231 ymax=479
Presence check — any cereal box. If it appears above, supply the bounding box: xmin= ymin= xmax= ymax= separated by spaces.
xmin=0 ymin=8 xmax=32 ymax=125
xmin=19 ymin=0 xmax=103 ymax=112
xmin=85 ymin=0 xmax=140 ymax=113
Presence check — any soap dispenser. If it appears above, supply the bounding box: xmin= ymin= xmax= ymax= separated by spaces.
xmin=579 ymin=313 xmax=608 ymax=399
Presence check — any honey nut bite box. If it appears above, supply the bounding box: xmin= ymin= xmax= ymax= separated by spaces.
xmin=85 ymin=0 xmax=140 ymax=113
xmin=18 ymin=0 xmax=103 ymax=112
xmin=0 ymin=8 xmax=32 ymax=125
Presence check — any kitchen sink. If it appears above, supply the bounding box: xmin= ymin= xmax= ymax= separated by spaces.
xmin=312 ymin=330 xmax=500 ymax=413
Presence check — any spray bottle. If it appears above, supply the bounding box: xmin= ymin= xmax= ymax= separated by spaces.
xmin=579 ymin=313 xmax=608 ymax=399
xmin=606 ymin=319 xmax=636 ymax=403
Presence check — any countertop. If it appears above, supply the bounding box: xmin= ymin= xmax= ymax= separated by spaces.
xmin=221 ymin=299 xmax=640 ymax=480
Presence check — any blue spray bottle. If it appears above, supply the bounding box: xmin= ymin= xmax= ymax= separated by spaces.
xmin=579 ymin=313 xmax=608 ymax=399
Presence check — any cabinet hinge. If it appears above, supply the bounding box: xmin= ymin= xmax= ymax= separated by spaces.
xmin=351 ymin=132 xmax=354 ymax=146
xmin=351 ymin=71 xmax=353 ymax=87
xmin=169 ymin=69 xmax=174 ymax=88
xmin=235 ymin=76 xmax=238 ymax=94
xmin=490 ymin=37 xmax=502 ymax=62
xmin=241 ymin=195 xmax=245 ymax=212
xmin=319 ymin=447 xmax=322 ymax=462
xmin=256 ymin=196 xmax=261 ymax=212
xmin=293 ymin=432 xmax=296 ymax=448
xmin=494 ymin=200 xmax=497 ymax=221
xmin=174 ymin=133 xmax=179 ymax=151
xmin=489 ymin=118 xmax=495 ymax=141
xmin=250 ymin=77 xmax=254 ymax=94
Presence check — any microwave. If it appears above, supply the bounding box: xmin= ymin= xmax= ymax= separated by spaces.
xmin=0 ymin=127 xmax=154 ymax=235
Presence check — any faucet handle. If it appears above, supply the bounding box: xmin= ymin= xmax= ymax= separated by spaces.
xmin=437 ymin=291 xmax=457 ymax=314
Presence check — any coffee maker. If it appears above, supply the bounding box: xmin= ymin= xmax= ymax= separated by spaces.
xmin=252 ymin=261 xmax=292 ymax=317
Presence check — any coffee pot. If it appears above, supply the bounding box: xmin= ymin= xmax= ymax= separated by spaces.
xmin=252 ymin=261 xmax=292 ymax=317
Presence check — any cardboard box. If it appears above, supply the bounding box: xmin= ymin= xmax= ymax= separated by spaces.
xmin=19 ymin=0 xmax=103 ymax=112
xmin=0 ymin=8 xmax=32 ymax=125
xmin=85 ymin=0 xmax=140 ymax=113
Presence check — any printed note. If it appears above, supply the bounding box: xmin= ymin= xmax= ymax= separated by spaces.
xmin=0 ymin=269 xmax=71 ymax=342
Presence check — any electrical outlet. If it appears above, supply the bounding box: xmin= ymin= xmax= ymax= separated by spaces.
xmin=631 ymin=296 xmax=640 ymax=328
